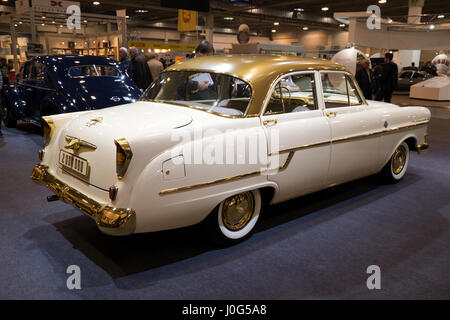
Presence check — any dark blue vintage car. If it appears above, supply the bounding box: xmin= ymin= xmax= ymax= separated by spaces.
xmin=1 ymin=55 xmax=141 ymax=127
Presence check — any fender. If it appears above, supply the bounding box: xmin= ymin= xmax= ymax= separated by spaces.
xmin=2 ymin=85 xmax=26 ymax=119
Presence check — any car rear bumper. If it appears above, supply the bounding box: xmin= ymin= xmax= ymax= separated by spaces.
xmin=30 ymin=164 xmax=136 ymax=236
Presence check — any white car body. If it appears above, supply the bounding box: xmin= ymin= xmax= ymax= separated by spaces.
xmin=31 ymin=55 xmax=430 ymax=237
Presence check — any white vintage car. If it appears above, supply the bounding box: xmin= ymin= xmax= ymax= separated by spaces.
xmin=31 ymin=55 xmax=430 ymax=243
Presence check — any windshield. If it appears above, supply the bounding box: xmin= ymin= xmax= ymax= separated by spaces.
xmin=142 ymin=71 xmax=252 ymax=117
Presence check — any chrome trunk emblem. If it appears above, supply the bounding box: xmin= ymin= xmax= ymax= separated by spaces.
xmin=64 ymin=136 xmax=97 ymax=151
xmin=86 ymin=117 xmax=103 ymax=127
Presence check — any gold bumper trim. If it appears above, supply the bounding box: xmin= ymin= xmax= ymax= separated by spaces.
xmin=30 ymin=164 xmax=136 ymax=236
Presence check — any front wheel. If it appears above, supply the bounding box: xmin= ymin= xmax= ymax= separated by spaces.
xmin=380 ymin=141 xmax=410 ymax=183
xmin=203 ymin=190 xmax=262 ymax=245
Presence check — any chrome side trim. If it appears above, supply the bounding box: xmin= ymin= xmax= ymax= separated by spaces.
xmin=159 ymin=121 xmax=430 ymax=196
xmin=31 ymin=164 xmax=136 ymax=236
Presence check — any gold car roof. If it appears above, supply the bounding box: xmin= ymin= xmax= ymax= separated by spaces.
xmin=166 ymin=55 xmax=349 ymax=117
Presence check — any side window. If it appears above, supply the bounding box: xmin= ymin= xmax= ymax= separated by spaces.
xmin=346 ymin=75 xmax=363 ymax=106
xmin=23 ymin=62 xmax=31 ymax=80
xmin=321 ymin=72 xmax=363 ymax=108
xmin=264 ymin=73 xmax=317 ymax=115
xmin=32 ymin=62 xmax=45 ymax=81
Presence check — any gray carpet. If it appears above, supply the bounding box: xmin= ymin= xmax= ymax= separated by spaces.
xmin=0 ymin=110 xmax=449 ymax=300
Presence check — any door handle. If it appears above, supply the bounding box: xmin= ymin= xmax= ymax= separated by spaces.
xmin=326 ymin=111 xmax=337 ymax=118
xmin=263 ymin=119 xmax=278 ymax=126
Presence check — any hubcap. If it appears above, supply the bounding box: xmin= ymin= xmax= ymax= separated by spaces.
xmin=222 ymin=192 xmax=254 ymax=231
xmin=392 ymin=145 xmax=407 ymax=175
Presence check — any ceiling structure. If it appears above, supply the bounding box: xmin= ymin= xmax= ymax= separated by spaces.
xmin=0 ymin=0 xmax=449 ymax=35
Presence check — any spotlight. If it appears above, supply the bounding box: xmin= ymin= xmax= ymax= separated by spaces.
xmin=322 ymin=7 xmax=329 ymax=12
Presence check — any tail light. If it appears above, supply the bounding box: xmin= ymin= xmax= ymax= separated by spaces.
xmin=38 ymin=149 xmax=45 ymax=161
xmin=109 ymin=185 xmax=118 ymax=201
xmin=114 ymin=138 xmax=133 ymax=179
xmin=42 ymin=117 xmax=55 ymax=146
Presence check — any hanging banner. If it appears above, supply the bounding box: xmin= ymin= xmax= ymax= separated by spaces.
xmin=177 ymin=9 xmax=197 ymax=32
xmin=15 ymin=0 xmax=31 ymax=14
xmin=116 ymin=9 xmax=126 ymax=33
xmin=32 ymin=0 xmax=80 ymax=13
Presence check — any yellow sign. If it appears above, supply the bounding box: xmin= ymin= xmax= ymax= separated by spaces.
xmin=128 ymin=41 xmax=196 ymax=51
xmin=177 ymin=9 xmax=197 ymax=32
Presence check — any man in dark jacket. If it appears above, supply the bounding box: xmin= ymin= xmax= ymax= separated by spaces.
xmin=119 ymin=47 xmax=132 ymax=77
xmin=355 ymin=59 xmax=373 ymax=100
xmin=375 ymin=52 xmax=398 ymax=103
xmin=129 ymin=47 xmax=152 ymax=91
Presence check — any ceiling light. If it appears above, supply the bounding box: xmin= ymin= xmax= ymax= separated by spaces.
xmin=274 ymin=22 xmax=279 ymax=25
xmin=14 ymin=24 xmax=18 ymax=27
xmin=322 ymin=7 xmax=329 ymax=11
xmin=136 ymin=9 xmax=148 ymax=13
xmin=83 ymin=20 xmax=88 ymax=23
xmin=19 ymin=21 xmax=23 ymax=24
xmin=224 ymin=17 xmax=234 ymax=20
xmin=93 ymin=1 xmax=100 ymax=5
xmin=429 ymin=24 xmax=435 ymax=29
xmin=52 ymin=20 xmax=55 ymax=23
xmin=126 ymin=16 xmax=130 ymax=19
xmin=60 ymin=25 xmax=63 ymax=28
xmin=339 ymin=24 xmax=346 ymax=27
xmin=271 ymin=29 xmax=276 ymax=32
xmin=303 ymin=26 xmax=309 ymax=30
xmin=378 ymin=0 xmax=387 ymax=4
xmin=437 ymin=14 xmax=444 ymax=19
xmin=388 ymin=18 xmax=393 ymax=23
xmin=294 ymin=8 xmax=304 ymax=12
xmin=41 ymin=23 xmax=45 ymax=26
xmin=42 ymin=16 xmax=45 ymax=19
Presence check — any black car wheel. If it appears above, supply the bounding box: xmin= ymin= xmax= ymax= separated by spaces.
xmin=3 ymin=105 xmax=17 ymax=128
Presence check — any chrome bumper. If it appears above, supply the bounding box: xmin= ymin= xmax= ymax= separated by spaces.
xmin=31 ymin=164 xmax=136 ymax=236
xmin=417 ymin=142 xmax=429 ymax=153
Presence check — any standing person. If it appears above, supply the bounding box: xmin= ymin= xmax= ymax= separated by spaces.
xmin=195 ymin=40 xmax=215 ymax=57
xmin=147 ymin=53 xmax=164 ymax=80
xmin=375 ymin=52 xmax=398 ymax=103
xmin=129 ymin=47 xmax=152 ymax=91
xmin=118 ymin=47 xmax=132 ymax=77
xmin=0 ymin=58 xmax=9 ymax=85
xmin=0 ymin=73 xmax=3 ymax=137
xmin=355 ymin=59 xmax=373 ymax=100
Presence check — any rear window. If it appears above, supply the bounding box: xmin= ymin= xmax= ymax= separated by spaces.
xmin=68 ymin=65 xmax=121 ymax=78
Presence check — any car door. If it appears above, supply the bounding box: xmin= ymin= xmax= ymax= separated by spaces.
xmin=319 ymin=71 xmax=382 ymax=186
xmin=17 ymin=61 xmax=35 ymax=119
xmin=261 ymin=71 xmax=332 ymax=203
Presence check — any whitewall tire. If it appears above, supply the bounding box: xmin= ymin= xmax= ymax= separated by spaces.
xmin=381 ymin=141 xmax=410 ymax=183
xmin=203 ymin=189 xmax=262 ymax=244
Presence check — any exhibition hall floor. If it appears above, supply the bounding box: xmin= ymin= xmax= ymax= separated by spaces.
xmin=0 ymin=110 xmax=449 ymax=299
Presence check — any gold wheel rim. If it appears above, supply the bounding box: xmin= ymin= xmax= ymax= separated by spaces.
xmin=392 ymin=145 xmax=407 ymax=175
xmin=222 ymin=192 xmax=255 ymax=231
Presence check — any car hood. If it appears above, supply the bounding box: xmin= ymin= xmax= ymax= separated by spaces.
xmin=66 ymin=77 xmax=141 ymax=110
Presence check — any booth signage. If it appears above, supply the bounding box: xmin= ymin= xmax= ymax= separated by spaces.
xmin=128 ymin=41 xmax=196 ymax=51
xmin=32 ymin=0 xmax=80 ymax=13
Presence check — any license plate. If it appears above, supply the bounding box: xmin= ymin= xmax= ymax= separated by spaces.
xmin=59 ymin=150 xmax=89 ymax=177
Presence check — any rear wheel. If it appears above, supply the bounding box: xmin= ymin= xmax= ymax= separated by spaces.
xmin=3 ymin=105 xmax=17 ymax=128
xmin=381 ymin=142 xmax=410 ymax=183
xmin=203 ymin=190 xmax=262 ymax=245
